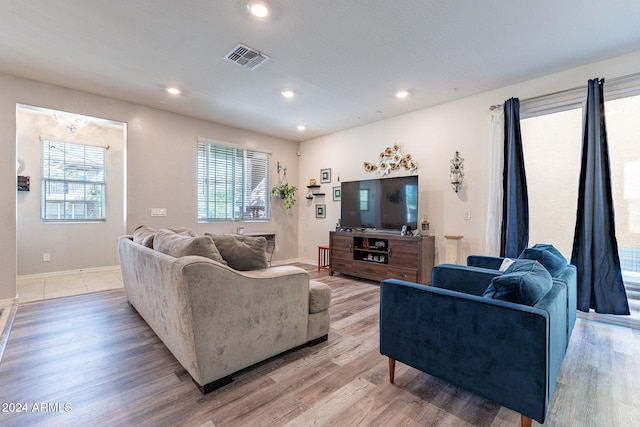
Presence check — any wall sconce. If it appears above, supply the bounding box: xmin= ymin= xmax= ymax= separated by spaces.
xmin=450 ymin=151 xmax=464 ymax=193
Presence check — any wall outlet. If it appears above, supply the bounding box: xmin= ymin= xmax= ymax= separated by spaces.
xmin=43 ymin=253 xmax=50 ymax=262
xmin=151 ymin=208 xmax=167 ymax=217
xmin=464 ymin=210 xmax=471 ymax=220
xmin=275 ymin=245 xmax=280 ymax=253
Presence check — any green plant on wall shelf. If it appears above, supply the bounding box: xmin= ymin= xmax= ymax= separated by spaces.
xmin=272 ymin=161 xmax=297 ymax=210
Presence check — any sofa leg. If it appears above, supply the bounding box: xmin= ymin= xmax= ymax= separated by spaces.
xmin=521 ymin=414 xmax=532 ymax=427
xmin=389 ymin=358 xmax=395 ymax=384
xmin=194 ymin=374 xmax=234 ymax=394
xmin=307 ymin=334 xmax=328 ymax=346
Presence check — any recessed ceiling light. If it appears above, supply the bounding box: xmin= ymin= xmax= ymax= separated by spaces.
xmin=297 ymin=125 xmax=306 ymax=131
xmin=247 ymin=1 xmax=270 ymax=18
xmin=395 ymin=90 xmax=410 ymax=99
xmin=281 ymin=89 xmax=296 ymax=98
xmin=166 ymin=87 xmax=181 ymax=95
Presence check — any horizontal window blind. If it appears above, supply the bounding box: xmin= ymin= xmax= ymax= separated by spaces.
xmin=41 ymin=140 xmax=106 ymax=221
xmin=197 ymin=141 xmax=269 ymax=220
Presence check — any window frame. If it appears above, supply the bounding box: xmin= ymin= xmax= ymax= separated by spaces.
xmin=197 ymin=139 xmax=270 ymax=222
xmin=520 ymin=81 xmax=640 ymax=273
xmin=40 ymin=139 xmax=107 ymax=222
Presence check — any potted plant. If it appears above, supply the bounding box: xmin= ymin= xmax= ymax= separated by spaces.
xmin=272 ymin=183 xmax=297 ymax=210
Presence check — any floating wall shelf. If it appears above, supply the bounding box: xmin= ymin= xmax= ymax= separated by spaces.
xmin=306 ymin=185 xmax=325 ymax=198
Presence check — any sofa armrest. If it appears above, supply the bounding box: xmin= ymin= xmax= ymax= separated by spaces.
xmin=467 ymin=255 xmax=506 ymax=270
xmin=552 ymin=264 xmax=578 ymax=340
xmin=380 ymin=278 xmax=564 ymax=423
xmin=431 ymin=264 xmax=501 ymax=296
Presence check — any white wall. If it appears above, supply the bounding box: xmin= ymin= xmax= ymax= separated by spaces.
xmin=0 ymin=73 xmax=299 ymax=300
xmin=298 ymin=50 xmax=640 ymax=266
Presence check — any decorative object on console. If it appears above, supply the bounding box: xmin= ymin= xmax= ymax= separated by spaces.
xmin=450 ymin=150 xmax=464 ymax=193
xmin=271 ymin=161 xmax=297 ymax=210
xmin=416 ymin=215 xmax=430 ymax=236
xmin=364 ymin=143 xmax=417 ymax=175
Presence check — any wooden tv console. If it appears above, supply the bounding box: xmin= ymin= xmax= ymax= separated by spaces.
xmin=329 ymin=230 xmax=435 ymax=285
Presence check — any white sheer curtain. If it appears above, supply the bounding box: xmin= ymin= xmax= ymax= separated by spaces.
xmin=483 ymin=107 xmax=504 ymax=255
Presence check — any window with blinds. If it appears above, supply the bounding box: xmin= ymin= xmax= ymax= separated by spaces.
xmin=197 ymin=141 xmax=270 ymax=221
xmin=41 ymin=140 xmax=106 ymax=221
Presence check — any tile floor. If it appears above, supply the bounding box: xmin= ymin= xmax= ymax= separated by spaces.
xmin=16 ymin=268 xmax=124 ymax=303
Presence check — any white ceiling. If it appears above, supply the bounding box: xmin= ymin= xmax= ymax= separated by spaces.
xmin=1 ymin=1 xmax=640 ymax=142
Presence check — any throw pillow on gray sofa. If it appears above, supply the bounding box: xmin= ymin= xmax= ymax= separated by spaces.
xmin=154 ymin=229 xmax=226 ymax=264
xmin=133 ymin=225 xmax=157 ymax=248
xmin=206 ymin=234 xmax=268 ymax=271
xmin=169 ymin=226 xmax=198 ymax=237
xmin=483 ymin=259 xmax=553 ymax=305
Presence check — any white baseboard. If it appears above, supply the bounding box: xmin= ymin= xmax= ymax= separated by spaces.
xmin=17 ymin=265 xmax=120 ymax=281
xmin=0 ymin=297 xmax=17 ymax=307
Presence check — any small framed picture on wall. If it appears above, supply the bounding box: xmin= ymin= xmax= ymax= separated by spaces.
xmin=333 ymin=186 xmax=341 ymax=201
xmin=320 ymin=168 xmax=331 ymax=183
xmin=315 ymin=204 xmax=326 ymax=218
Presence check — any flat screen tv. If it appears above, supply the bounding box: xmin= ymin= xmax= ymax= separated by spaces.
xmin=340 ymin=175 xmax=418 ymax=231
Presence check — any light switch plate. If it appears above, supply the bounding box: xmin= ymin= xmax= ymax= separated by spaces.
xmin=151 ymin=208 xmax=167 ymax=217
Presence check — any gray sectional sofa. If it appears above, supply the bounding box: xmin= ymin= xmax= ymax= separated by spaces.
xmin=117 ymin=227 xmax=331 ymax=393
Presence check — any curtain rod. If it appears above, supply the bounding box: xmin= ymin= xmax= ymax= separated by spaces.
xmin=39 ymin=135 xmax=110 ymax=150
xmin=488 ymin=70 xmax=640 ymax=110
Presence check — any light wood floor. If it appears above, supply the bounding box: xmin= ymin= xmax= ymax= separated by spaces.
xmin=1 ymin=265 xmax=639 ymax=426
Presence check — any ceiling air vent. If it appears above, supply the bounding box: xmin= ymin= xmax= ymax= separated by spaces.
xmin=224 ymin=43 xmax=270 ymax=70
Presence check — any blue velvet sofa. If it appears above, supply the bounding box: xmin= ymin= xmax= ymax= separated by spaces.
xmin=380 ymin=246 xmax=577 ymax=427
xmin=467 ymin=253 xmax=577 ymax=346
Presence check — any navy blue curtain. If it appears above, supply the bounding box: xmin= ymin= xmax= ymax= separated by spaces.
xmin=500 ymin=98 xmax=529 ymax=258
xmin=571 ymin=78 xmax=629 ymax=314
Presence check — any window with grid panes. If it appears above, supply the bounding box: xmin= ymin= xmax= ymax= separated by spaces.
xmin=197 ymin=141 xmax=270 ymax=220
xmin=41 ymin=140 xmax=106 ymax=221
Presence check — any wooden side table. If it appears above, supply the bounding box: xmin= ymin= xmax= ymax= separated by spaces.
xmin=318 ymin=245 xmax=330 ymax=271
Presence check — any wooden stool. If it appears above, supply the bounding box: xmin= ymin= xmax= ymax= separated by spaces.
xmin=318 ymin=245 xmax=330 ymax=271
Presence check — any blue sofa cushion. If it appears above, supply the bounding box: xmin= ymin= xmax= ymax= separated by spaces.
xmin=483 ymin=260 xmax=553 ymax=305
xmin=518 ymin=244 xmax=567 ymax=277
